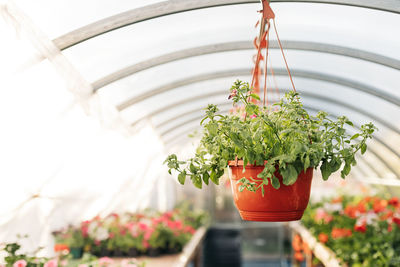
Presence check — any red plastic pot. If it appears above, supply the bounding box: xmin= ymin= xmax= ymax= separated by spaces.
xmin=228 ymin=160 xmax=313 ymax=222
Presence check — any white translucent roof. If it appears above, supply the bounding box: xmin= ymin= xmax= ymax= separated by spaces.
xmin=1 ymin=0 xmax=400 ymax=253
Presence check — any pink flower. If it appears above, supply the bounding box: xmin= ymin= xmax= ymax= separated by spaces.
xmin=152 ymin=217 xmax=163 ymax=225
xmin=315 ymin=208 xmax=333 ymax=223
xmin=184 ymin=225 xmax=196 ymax=234
xmin=164 ymin=211 xmax=174 ymax=218
xmin=250 ymin=114 xmax=257 ymax=119
xmin=138 ymin=223 xmax=149 ymax=231
xmin=81 ymin=221 xmax=89 ymax=237
xmin=126 ymin=222 xmax=135 ymax=231
xmin=60 ymin=260 xmax=68 ymax=267
xmin=13 ymin=260 xmax=27 ymax=267
xmin=44 ymin=259 xmax=58 ymax=267
xmin=144 ymin=229 xmax=154 ymax=240
xmin=78 ymin=264 xmax=88 ymax=267
xmin=228 ymin=89 xmax=237 ymax=99
xmin=98 ymin=257 xmax=113 ymax=266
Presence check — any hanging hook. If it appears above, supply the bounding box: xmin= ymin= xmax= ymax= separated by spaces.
xmin=260 ymin=0 xmax=275 ymax=20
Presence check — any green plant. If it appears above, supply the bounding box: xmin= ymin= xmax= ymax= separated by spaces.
xmin=302 ymin=195 xmax=400 ymax=266
xmin=1 ymin=236 xmax=48 ymax=267
xmin=53 ymin=226 xmax=85 ymax=248
xmin=165 ymin=80 xmax=376 ymax=193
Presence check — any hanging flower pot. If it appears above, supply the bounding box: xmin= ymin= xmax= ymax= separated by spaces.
xmin=228 ymin=160 xmax=313 ymax=221
xmin=164 ymin=1 xmax=376 ymax=222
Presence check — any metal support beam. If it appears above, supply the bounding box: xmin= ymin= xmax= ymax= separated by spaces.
xmin=53 ymin=0 xmax=400 ymax=50
xmin=117 ymin=68 xmax=400 ymax=115
xmin=92 ymin=41 xmax=400 ymax=91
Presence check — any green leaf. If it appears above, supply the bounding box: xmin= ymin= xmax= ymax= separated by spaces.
xmin=202 ymin=172 xmax=210 ymax=185
xmin=341 ymin=162 xmax=351 ymax=178
xmin=192 ymin=175 xmax=202 ymax=189
xmin=329 ymin=157 xmax=342 ymax=173
xmin=177 ymin=171 xmax=186 ymax=185
xmin=206 ymin=122 xmax=218 ymax=135
xmin=281 ymin=165 xmax=298 ymax=185
xmin=189 ymin=163 xmax=197 ymax=173
xmin=271 ymin=176 xmax=280 ymax=189
xmin=320 ymin=160 xmax=332 ymax=181
xmin=250 ymin=93 xmax=260 ymax=101
xmin=361 ymin=143 xmax=367 ymax=155
xmin=304 ymin=155 xmax=310 ymax=171
xmin=350 ymin=133 xmax=360 ymax=140
xmin=210 ymin=170 xmax=219 ymax=185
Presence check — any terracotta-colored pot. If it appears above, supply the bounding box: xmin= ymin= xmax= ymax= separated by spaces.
xmin=228 ymin=160 xmax=313 ymax=222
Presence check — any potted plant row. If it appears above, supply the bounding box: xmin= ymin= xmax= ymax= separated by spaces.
xmin=165 ymin=81 xmax=376 ymax=221
xmin=301 ymin=194 xmax=400 ymax=266
xmin=52 ymin=206 xmax=207 ymax=258
xmin=0 ymin=239 xmax=146 ymax=267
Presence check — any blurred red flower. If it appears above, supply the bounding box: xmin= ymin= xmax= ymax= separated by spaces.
xmin=354 ymin=222 xmax=367 ymax=233
xmin=373 ymin=199 xmax=387 ymax=213
xmin=318 ymin=233 xmax=329 ymax=244
xmin=294 ymin=251 xmax=304 ymax=262
xmin=54 ymin=244 xmax=69 ymax=252
xmin=388 ymin=197 xmax=400 ymax=208
xmin=331 ymin=228 xmax=352 ymax=239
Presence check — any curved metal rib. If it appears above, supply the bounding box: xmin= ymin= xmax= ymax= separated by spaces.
xmin=117 ymin=68 xmax=400 ymax=114
xmin=92 ymin=41 xmax=400 ymax=91
xmin=53 ymin=0 xmax=400 ymax=50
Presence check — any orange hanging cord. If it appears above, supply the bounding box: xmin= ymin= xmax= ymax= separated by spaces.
xmin=251 ymin=0 xmax=296 ymax=107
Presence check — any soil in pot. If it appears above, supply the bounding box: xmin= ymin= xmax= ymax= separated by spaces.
xmin=229 ymin=160 xmax=313 ymax=222
xmin=127 ymin=248 xmax=140 ymax=257
xmin=166 ymin=246 xmax=181 ymax=254
xmin=112 ymin=248 xmax=125 ymax=257
xmin=99 ymin=247 xmax=112 ymax=257
xmin=147 ymin=247 xmax=161 ymax=257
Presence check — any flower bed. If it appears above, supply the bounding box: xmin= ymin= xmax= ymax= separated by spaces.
xmin=0 ymin=241 xmax=145 ymax=267
xmin=300 ymin=195 xmax=400 ymax=266
xmin=52 ymin=205 xmax=207 ymax=258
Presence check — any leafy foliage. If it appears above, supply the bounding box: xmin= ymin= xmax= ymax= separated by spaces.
xmin=165 ymin=80 xmax=376 ymax=192
xmin=1 ymin=236 xmax=49 ymax=267
xmin=302 ymin=195 xmax=400 ymax=266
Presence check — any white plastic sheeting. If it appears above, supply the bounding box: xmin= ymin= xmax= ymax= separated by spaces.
xmin=1 ymin=0 xmax=400 ymax=255
xmin=0 ymin=9 xmax=174 ymax=254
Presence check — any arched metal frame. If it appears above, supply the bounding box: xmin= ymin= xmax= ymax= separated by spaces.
xmin=45 ymin=0 xmax=400 ymax=176
xmin=161 ymin=105 xmax=400 ymax=178
xmin=117 ymin=68 xmax=400 ymax=111
xmin=53 ymin=0 xmax=400 ymax=50
xmin=92 ymin=41 xmax=400 ymax=90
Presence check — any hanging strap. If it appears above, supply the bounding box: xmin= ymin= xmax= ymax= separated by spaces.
xmin=251 ymin=0 xmax=297 ymax=107
xmin=272 ymin=18 xmax=296 ymax=92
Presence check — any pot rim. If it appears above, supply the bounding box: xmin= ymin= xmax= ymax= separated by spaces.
xmin=228 ymin=160 xmax=268 ymax=167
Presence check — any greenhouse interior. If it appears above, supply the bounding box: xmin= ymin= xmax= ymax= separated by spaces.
xmin=1 ymin=0 xmax=400 ymax=266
